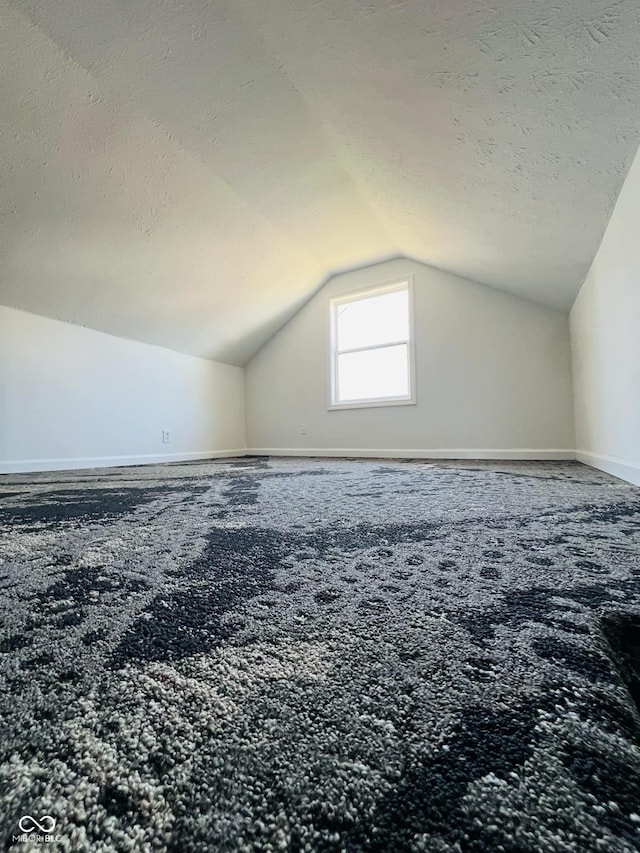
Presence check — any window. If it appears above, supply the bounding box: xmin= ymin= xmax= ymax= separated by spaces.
xmin=329 ymin=279 xmax=415 ymax=409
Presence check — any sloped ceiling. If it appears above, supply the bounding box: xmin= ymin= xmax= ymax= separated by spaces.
xmin=2 ymin=0 xmax=640 ymax=365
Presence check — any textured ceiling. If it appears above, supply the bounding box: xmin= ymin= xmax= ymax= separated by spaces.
xmin=2 ymin=0 xmax=640 ymax=365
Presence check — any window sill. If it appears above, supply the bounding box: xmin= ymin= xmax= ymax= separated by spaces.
xmin=328 ymin=397 xmax=417 ymax=412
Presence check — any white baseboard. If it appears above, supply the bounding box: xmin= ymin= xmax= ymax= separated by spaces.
xmin=12 ymin=449 xmax=637 ymax=484
xmin=575 ymin=450 xmax=640 ymax=486
xmin=0 ymin=449 xmax=247 ymax=475
xmin=246 ymin=448 xmax=576 ymax=461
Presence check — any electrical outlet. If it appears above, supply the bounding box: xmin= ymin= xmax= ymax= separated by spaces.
xmin=300 ymin=423 xmax=308 ymax=435
xmin=162 ymin=429 xmax=171 ymax=444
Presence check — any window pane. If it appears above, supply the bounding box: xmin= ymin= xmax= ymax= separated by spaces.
xmin=337 ymin=344 xmax=409 ymax=402
xmin=336 ymin=287 xmax=409 ymax=351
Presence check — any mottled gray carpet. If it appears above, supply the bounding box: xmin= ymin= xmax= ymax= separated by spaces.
xmin=1 ymin=457 xmax=640 ymax=852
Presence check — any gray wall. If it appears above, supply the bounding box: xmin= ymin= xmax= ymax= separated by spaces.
xmin=246 ymin=259 xmax=575 ymax=458
xmin=0 ymin=306 xmax=246 ymax=473
xmin=571 ymin=144 xmax=640 ymax=486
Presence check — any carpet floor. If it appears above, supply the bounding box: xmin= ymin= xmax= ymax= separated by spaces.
xmin=1 ymin=457 xmax=640 ymax=852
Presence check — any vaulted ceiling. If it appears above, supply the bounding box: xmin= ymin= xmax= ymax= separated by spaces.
xmin=2 ymin=0 xmax=640 ymax=364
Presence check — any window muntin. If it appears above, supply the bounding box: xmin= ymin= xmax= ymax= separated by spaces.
xmin=329 ymin=281 xmax=414 ymax=409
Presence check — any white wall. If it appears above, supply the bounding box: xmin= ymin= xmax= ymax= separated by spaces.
xmin=0 ymin=306 xmax=245 ymax=473
xmin=245 ymin=259 xmax=575 ymax=458
xmin=570 ymin=145 xmax=640 ymax=486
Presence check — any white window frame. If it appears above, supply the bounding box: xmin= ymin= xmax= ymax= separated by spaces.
xmin=328 ymin=277 xmax=416 ymax=411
